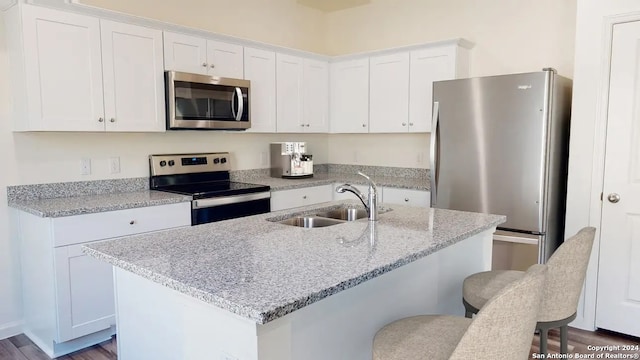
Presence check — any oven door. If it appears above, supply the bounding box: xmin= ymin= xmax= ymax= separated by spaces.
xmin=191 ymin=192 xmax=270 ymax=225
xmin=166 ymin=71 xmax=250 ymax=130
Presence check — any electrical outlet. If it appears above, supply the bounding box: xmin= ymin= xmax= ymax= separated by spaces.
xmin=109 ymin=157 xmax=121 ymax=174
xmin=80 ymin=158 xmax=91 ymax=175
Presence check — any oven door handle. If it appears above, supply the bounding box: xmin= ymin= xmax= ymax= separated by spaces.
xmin=192 ymin=192 xmax=270 ymax=209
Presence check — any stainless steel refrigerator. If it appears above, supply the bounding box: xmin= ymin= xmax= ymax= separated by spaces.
xmin=430 ymin=69 xmax=572 ymax=265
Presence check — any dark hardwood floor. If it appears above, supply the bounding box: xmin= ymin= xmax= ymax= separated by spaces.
xmin=1 ymin=327 xmax=637 ymax=359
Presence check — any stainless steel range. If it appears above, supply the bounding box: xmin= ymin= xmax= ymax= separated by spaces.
xmin=149 ymin=152 xmax=271 ymax=225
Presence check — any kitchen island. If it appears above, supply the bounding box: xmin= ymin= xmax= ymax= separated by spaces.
xmin=84 ymin=200 xmax=505 ymax=360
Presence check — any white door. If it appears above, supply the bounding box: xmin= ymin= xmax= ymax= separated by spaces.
xmin=207 ymin=40 xmax=244 ymax=78
xmin=409 ymin=47 xmax=456 ymax=133
xmin=276 ymin=53 xmax=304 ymax=132
xmin=101 ymin=21 xmax=165 ymax=132
xmin=244 ymin=47 xmax=276 ymax=133
xmin=303 ymin=59 xmax=329 ymax=133
xmin=54 ymin=243 xmax=115 ymax=342
xmin=21 ymin=5 xmax=105 ymax=131
xmin=163 ymin=31 xmax=207 ymax=75
xmin=369 ymin=52 xmax=410 ymax=133
xmin=596 ymin=20 xmax=640 ymax=338
xmin=329 ymin=59 xmax=370 ymax=133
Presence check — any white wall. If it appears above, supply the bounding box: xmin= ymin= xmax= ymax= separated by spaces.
xmin=564 ymin=0 xmax=640 ymax=331
xmin=0 ymin=15 xmax=23 ymax=339
xmin=323 ymin=0 xmax=577 ymax=167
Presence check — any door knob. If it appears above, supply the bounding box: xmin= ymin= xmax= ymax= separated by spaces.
xmin=607 ymin=193 xmax=621 ymax=203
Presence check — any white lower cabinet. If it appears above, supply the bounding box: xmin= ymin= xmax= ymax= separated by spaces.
xmin=382 ymin=187 xmax=430 ymax=208
xmin=16 ymin=202 xmax=191 ymax=358
xmin=270 ymin=185 xmax=333 ymax=211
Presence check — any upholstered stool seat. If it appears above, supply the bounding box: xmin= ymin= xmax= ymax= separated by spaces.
xmin=462 ymin=227 xmax=596 ymax=356
xmin=373 ymin=264 xmax=548 ymax=360
xmin=373 ymin=316 xmax=471 ymax=360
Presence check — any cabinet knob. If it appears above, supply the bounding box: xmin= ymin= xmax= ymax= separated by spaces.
xmin=210 ymin=64 xmax=215 ymax=68
xmin=303 ymin=195 xmax=307 ymax=199
xmin=110 ymin=118 xmax=115 ymax=123
xmin=402 ymin=123 xmax=407 ymax=126
xmin=129 ymin=220 xmax=136 ymax=225
xmin=301 ymin=124 xmax=305 ymax=127
xmin=362 ymin=124 xmax=366 ymax=127
xmin=306 ymin=124 xmax=310 ymax=127
xmin=98 ymin=117 xmax=104 ymax=123
xmin=202 ymin=62 xmax=208 ymax=67
xmin=404 ymin=198 xmax=409 ymax=202
xmin=409 ymin=123 xmax=414 ymax=126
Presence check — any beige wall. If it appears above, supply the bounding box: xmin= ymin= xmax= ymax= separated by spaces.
xmin=324 ymin=0 xmax=576 ymax=168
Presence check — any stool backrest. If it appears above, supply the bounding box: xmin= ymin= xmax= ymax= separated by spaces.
xmin=450 ymin=264 xmax=547 ymax=360
xmin=539 ymin=227 xmax=596 ymax=322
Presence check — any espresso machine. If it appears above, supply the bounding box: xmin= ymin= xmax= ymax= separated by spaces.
xmin=270 ymin=142 xmax=313 ymax=178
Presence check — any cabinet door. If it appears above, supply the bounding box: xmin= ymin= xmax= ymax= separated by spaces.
xmin=369 ymin=52 xmax=410 ymax=133
xmin=21 ymin=5 xmax=105 ymax=131
xmin=383 ymin=187 xmax=430 ymax=208
xmin=101 ymin=21 xmax=165 ymax=132
xmin=409 ymin=47 xmax=457 ymax=132
xmin=207 ymin=40 xmax=244 ymax=78
xmin=276 ymin=53 xmax=304 ymax=132
xmin=329 ymin=59 xmax=370 ymax=133
xmin=244 ymin=47 xmax=276 ymax=133
xmin=163 ymin=31 xmax=207 ymax=75
xmin=302 ymin=184 xmax=333 ymax=205
xmin=54 ymin=243 xmax=115 ymax=342
xmin=270 ymin=189 xmax=304 ymax=211
xmin=303 ymin=59 xmax=329 ymax=133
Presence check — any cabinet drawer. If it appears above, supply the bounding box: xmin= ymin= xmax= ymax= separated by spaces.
xmin=52 ymin=202 xmax=191 ymax=247
xmin=270 ymin=185 xmax=333 ymax=211
xmin=383 ymin=187 xmax=430 ymax=208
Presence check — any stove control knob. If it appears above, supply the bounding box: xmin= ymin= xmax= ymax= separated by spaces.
xmin=221 ymin=157 xmax=227 ymax=164
xmin=168 ymin=160 xmax=175 ymax=166
xmin=213 ymin=158 xmax=220 ymax=164
xmin=159 ymin=160 xmax=167 ymax=167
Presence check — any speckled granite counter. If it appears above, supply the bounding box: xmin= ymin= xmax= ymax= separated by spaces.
xmin=84 ymin=200 xmax=504 ymax=324
xmin=9 ymin=191 xmax=192 ymax=217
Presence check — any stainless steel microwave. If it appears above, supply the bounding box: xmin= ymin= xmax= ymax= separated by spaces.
xmin=165 ymin=71 xmax=250 ymax=130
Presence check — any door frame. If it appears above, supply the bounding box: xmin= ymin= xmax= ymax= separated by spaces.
xmin=578 ymin=11 xmax=640 ymax=331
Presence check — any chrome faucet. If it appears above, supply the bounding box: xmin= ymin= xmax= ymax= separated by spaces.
xmin=336 ymin=172 xmax=378 ymax=221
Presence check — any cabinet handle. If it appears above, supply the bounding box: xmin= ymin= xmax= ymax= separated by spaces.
xmin=409 ymin=123 xmax=414 ymax=126
xmin=301 ymin=124 xmax=305 ymax=127
xmin=402 ymin=123 xmax=407 ymax=126
xmin=404 ymin=198 xmax=409 ymax=202
xmin=110 ymin=118 xmax=116 ymax=123
xmin=210 ymin=64 xmax=215 ymax=68
xmin=306 ymin=124 xmax=310 ymax=127
xmin=202 ymin=62 xmax=208 ymax=67
xmin=98 ymin=117 xmax=104 ymax=123
xmin=303 ymin=195 xmax=307 ymax=199
xmin=362 ymin=124 xmax=366 ymax=127
xmin=129 ymin=220 xmax=136 ymax=225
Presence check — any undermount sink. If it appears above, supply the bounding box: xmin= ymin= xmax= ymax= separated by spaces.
xmin=315 ymin=208 xmax=368 ymax=221
xmin=278 ymin=216 xmax=345 ymax=228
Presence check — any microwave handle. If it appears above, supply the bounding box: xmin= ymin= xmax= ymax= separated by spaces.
xmin=231 ymin=88 xmax=237 ymax=119
xmin=235 ymin=87 xmax=244 ymax=121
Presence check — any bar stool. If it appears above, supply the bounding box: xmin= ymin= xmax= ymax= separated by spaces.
xmin=462 ymin=227 xmax=596 ymax=355
xmin=372 ymin=264 xmax=548 ymax=360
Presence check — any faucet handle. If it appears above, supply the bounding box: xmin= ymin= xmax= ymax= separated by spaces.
xmin=357 ymin=171 xmax=377 ymax=190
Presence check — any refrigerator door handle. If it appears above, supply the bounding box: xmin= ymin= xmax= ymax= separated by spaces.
xmin=430 ymin=101 xmax=440 ymax=206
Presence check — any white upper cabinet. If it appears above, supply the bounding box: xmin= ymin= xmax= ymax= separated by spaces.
xmin=409 ymin=45 xmax=464 ymax=132
xmin=18 ymin=5 xmax=105 ymax=131
xmin=369 ymin=52 xmax=410 ymax=133
xmin=276 ymin=53 xmax=304 ymax=132
xmin=9 ymin=5 xmax=165 ymax=132
xmin=244 ymin=47 xmax=276 ymax=133
xmin=303 ymin=58 xmax=329 ymax=133
xmin=101 ymin=20 xmax=165 ymax=132
xmin=163 ymin=31 xmax=243 ymax=78
xmin=330 ymin=58 xmax=370 ymax=133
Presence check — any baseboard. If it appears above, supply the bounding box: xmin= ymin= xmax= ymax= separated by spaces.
xmin=0 ymin=320 xmax=23 ymax=340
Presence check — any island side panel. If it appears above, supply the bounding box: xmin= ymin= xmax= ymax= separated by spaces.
xmin=257 ymin=228 xmax=495 ymax=360
xmin=113 ymin=268 xmax=260 ymax=360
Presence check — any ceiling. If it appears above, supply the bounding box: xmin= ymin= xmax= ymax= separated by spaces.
xmin=296 ymin=0 xmax=371 ymax=12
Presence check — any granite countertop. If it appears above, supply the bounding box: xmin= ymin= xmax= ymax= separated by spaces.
xmin=84 ymin=200 xmax=505 ymax=324
xmin=250 ymin=174 xmax=429 ymax=192
xmin=9 ymin=190 xmax=192 ymax=217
